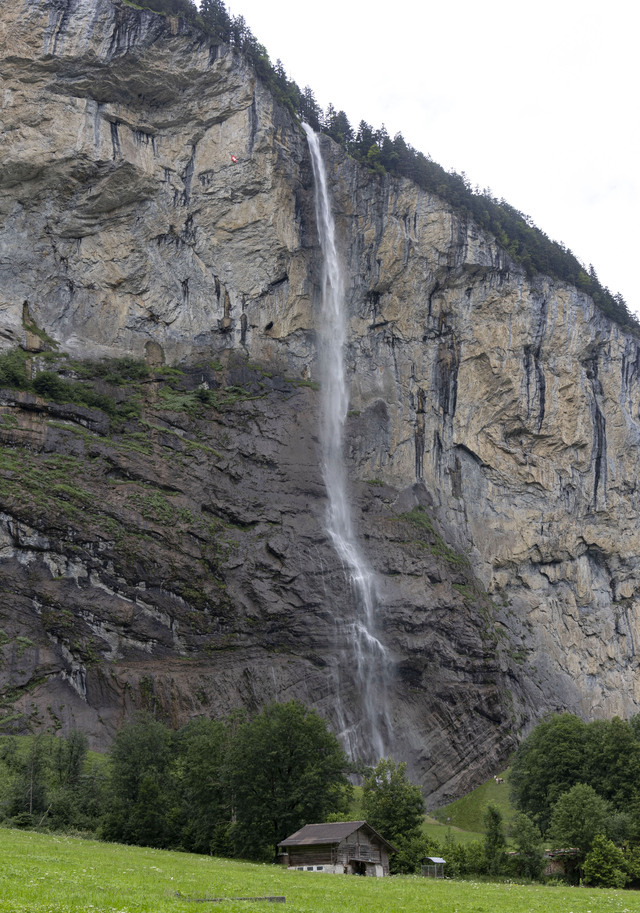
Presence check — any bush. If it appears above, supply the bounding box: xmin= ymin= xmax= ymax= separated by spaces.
xmin=0 ymin=350 xmax=30 ymax=390
xmin=391 ymin=833 xmax=436 ymax=875
xmin=33 ymin=371 xmax=69 ymax=401
xmin=33 ymin=370 xmax=116 ymax=415
xmin=92 ymin=357 xmax=150 ymax=385
xmin=10 ymin=812 xmax=35 ymax=829
xmin=583 ymin=834 xmax=628 ymax=888
xmin=465 ymin=840 xmax=488 ymax=876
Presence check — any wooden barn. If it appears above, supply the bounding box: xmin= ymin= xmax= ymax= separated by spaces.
xmin=277 ymin=821 xmax=395 ymax=876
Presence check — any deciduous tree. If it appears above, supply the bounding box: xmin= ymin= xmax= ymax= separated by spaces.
xmin=510 ymin=714 xmax=587 ymax=832
xmin=102 ymin=713 xmax=174 ymax=847
xmin=173 ymin=717 xmax=230 ymax=855
xmin=547 ymin=783 xmax=610 ymax=857
xmin=7 ymin=735 xmax=49 ymax=821
xmin=362 ymin=758 xmax=424 ymax=846
xmin=225 ymin=701 xmax=350 ymax=860
xmin=584 ymin=717 xmax=640 ymax=809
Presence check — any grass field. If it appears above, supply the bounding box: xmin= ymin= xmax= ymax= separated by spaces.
xmin=433 ymin=769 xmax=514 ymax=834
xmin=2 ymin=827 xmax=640 ymax=913
xmin=350 ymin=781 xmax=495 ymax=846
xmin=422 ymin=816 xmax=485 ymax=845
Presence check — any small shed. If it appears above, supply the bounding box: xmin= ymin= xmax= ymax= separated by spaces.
xmin=278 ymin=821 xmax=396 ymax=876
xmin=421 ymin=856 xmax=446 ymax=878
xmin=544 ymin=848 xmax=580 ymax=876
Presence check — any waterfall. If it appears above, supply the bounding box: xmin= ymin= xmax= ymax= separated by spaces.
xmin=303 ymin=124 xmax=390 ymax=764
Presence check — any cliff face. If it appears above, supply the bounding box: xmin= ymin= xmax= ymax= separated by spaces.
xmin=1 ymin=0 xmax=640 ymax=803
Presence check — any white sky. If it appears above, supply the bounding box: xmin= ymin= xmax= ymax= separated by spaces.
xmin=227 ymin=0 xmax=639 ymax=315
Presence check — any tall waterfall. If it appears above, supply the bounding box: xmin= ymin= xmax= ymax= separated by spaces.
xmin=303 ymin=125 xmax=390 ymax=763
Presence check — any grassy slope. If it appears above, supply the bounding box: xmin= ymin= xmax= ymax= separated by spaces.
xmin=349 ymin=778 xmax=505 ymax=846
xmin=433 ymin=769 xmax=514 ymax=835
xmin=0 ymin=827 xmax=638 ymax=913
xmin=422 ymin=817 xmax=484 ymax=846
xmin=348 ymin=785 xmax=483 ymax=845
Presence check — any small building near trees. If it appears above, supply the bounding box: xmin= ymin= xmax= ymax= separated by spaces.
xmin=278 ymin=820 xmax=396 ymax=876
xmin=421 ymin=856 xmax=446 ymax=878
xmin=544 ymin=848 xmax=580 ymax=876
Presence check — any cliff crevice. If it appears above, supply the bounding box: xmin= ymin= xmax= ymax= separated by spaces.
xmin=2 ymin=0 xmax=640 ymax=802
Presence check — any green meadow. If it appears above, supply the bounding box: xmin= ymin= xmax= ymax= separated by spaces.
xmin=432 ymin=770 xmax=514 ymax=834
xmin=2 ymin=827 xmax=640 ymax=913
xmin=419 ymin=769 xmax=514 ymax=846
xmin=422 ymin=817 xmax=484 ymax=846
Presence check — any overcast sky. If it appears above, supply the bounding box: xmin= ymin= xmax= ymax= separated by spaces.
xmin=228 ymin=0 xmax=639 ymax=315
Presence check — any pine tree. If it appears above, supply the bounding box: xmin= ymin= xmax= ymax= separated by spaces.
xmin=299 ymin=86 xmax=321 ymax=131
xmin=200 ymin=0 xmax=231 ymax=41
xmin=483 ymin=804 xmax=508 ymax=875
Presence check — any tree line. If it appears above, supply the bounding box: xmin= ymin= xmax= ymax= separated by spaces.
xmin=428 ymin=800 xmax=640 ymax=888
xmin=509 ymin=713 xmax=640 ymax=885
xmin=0 ymin=707 xmax=523 ymax=878
xmin=125 ymin=0 xmax=637 ymax=336
xmin=4 ymin=706 xmax=640 ymax=885
xmin=396 ymin=711 xmax=640 ymax=887
xmin=0 ymin=701 xmax=437 ymax=874
xmin=0 ymin=700 xmax=508 ymax=877
xmin=0 ymin=702 xmax=434 ymax=873
xmin=0 ymin=702 xmax=351 ymax=861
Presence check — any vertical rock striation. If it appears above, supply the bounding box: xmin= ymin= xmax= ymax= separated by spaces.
xmin=1 ymin=0 xmax=640 ymax=801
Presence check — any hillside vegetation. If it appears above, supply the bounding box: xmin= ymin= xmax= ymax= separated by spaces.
xmin=433 ymin=770 xmax=513 ymax=834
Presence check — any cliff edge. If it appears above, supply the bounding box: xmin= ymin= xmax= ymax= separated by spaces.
xmin=1 ymin=0 xmax=639 ymax=803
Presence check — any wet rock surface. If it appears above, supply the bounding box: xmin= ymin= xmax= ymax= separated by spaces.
xmin=0 ymin=359 xmax=511 ymax=803
xmin=1 ymin=0 xmax=640 ymax=803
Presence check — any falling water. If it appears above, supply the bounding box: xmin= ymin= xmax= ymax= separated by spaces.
xmin=303 ymin=124 xmax=390 ymax=763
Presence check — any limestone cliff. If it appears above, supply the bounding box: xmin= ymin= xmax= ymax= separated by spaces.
xmin=1 ymin=0 xmax=639 ymax=803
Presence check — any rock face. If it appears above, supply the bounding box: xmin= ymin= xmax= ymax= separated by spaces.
xmin=1 ymin=0 xmax=640 ymax=803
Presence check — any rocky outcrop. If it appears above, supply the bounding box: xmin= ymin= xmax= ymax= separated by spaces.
xmin=1 ymin=0 xmax=640 ymax=803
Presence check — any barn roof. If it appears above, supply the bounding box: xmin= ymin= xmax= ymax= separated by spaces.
xmin=278 ymin=820 xmax=396 ymax=852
